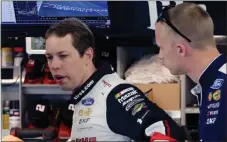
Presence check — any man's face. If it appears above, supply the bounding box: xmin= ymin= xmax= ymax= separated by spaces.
xmin=155 ymin=23 xmax=185 ymax=75
xmin=45 ymin=34 xmax=87 ymax=91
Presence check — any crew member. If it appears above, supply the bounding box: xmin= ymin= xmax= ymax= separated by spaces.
xmin=155 ymin=2 xmax=226 ymax=141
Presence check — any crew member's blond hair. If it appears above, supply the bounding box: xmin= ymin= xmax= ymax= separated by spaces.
xmin=166 ymin=2 xmax=215 ymax=48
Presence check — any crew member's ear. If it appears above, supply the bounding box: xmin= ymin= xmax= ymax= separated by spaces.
xmin=176 ymin=43 xmax=187 ymax=57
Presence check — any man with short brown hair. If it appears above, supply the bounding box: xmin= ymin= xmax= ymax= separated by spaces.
xmin=45 ymin=18 xmax=187 ymax=142
xmin=155 ymin=2 xmax=226 ymax=141
xmin=2 ymin=18 xmax=188 ymax=142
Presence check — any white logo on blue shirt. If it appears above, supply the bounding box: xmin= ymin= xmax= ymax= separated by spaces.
xmin=210 ymin=79 xmax=224 ymax=89
xmin=206 ymin=118 xmax=216 ymax=125
xmin=207 ymin=102 xmax=220 ymax=109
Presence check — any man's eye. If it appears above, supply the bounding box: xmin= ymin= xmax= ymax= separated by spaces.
xmin=46 ymin=56 xmax=53 ymax=60
xmin=59 ymin=55 xmax=67 ymax=59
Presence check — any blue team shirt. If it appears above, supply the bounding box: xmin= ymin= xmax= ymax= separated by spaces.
xmin=191 ymin=54 xmax=226 ymax=141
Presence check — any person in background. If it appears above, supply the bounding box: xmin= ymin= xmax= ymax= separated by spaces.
xmin=155 ymin=2 xmax=226 ymax=141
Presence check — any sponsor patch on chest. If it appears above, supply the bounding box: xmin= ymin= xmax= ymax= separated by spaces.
xmin=210 ymin=79 xmax=224 ymax=89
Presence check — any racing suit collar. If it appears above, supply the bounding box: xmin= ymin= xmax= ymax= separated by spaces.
xmin=191 ymin=54 xmax=226 ymax=106
xmin=71 ymin=63 xmax=115 ymax=104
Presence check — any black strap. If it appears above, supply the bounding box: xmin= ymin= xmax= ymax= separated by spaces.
xmin=70 ymin=63 xmax=115 ymax=104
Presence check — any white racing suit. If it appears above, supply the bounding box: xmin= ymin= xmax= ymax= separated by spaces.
xmin=67 ymin=63 xmax=187 ymax=141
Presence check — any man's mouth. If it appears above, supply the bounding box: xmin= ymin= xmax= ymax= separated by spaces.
xmin=53 ymin=75 xmax=66 ymax=82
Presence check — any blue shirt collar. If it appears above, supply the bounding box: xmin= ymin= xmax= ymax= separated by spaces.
xmin=199 ymin=54 xmax=226 ymax=88
xmin=191 ymin=54 xmax=226 ymax=106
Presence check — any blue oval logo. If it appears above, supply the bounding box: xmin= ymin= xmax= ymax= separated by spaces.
xmin=82 ymin=98 xmax=94 ymax=106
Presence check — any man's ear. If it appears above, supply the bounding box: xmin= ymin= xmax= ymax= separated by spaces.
xmin=84 ymin=47 xmax=94 ymax=61
xmin=176 ymin=43 xmax=187 ymax=57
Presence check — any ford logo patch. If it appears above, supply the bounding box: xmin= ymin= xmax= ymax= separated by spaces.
xmin=82 ymin=98 xmax=94 ymax=106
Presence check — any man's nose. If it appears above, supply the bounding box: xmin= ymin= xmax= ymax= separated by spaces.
xmin=49 ymin=58 xmax=61 ymax=70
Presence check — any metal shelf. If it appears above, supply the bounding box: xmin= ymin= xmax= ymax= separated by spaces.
xmin=214 ymin=35 xmax=227 ymax=46
xmin=1 ymin=77 xmax=20 ymax=85
xmin=185 ymin=107 xmax=199 ymax=114
xmin=22 ymin=84 xmax=72 ymax=95
xmin=2 ymin=66 xmax=21 ymax=85
xmin=1 ymin=66 xmax=20 ymax=69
